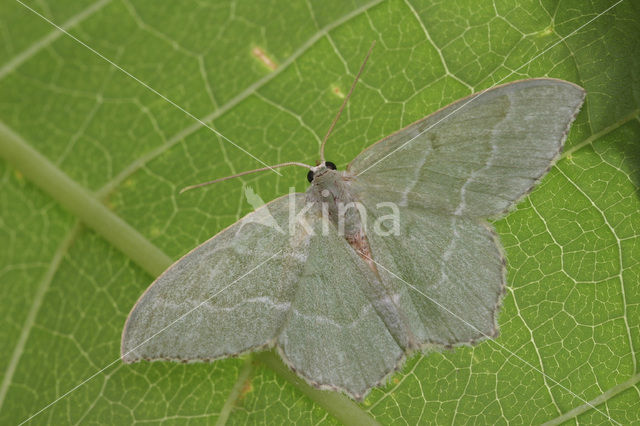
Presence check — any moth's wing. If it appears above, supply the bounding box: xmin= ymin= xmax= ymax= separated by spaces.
xmin=349 ymin=79 xmax=585 ymax=217
xmin=363 ymin=202 xmax=505 ymax=346
xmin=277 ymin=216 xmax=405 ymax=400
xmin=121 ymin=193 xmax=311 ymax=363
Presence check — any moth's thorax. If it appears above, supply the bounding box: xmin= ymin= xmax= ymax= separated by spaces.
xmin=307 ymin=169 xmax=357 ymax=203
xmin=306 ymin=169 xmax=362 ymax=236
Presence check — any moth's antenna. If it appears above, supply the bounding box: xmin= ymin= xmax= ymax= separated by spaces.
xmin=320 ymin=40 xmax=375 ymax=163
xmin=179 ymin=162 xmax=312 ymax=194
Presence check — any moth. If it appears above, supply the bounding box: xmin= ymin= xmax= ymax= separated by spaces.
xmin=121 ymin=44 xmax=585 ymax=400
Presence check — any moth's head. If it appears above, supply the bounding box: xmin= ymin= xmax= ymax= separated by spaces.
xmin=307 ymin=161 xmax=337 ymax=183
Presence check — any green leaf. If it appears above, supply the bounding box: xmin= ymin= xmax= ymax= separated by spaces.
xmin=1 ymin=0 xmax=638 ymax=424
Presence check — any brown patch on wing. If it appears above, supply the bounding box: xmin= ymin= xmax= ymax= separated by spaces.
xmin=346 ymin=229 xmax=377 ymax=272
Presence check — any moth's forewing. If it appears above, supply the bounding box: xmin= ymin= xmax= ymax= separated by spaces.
xmin=349 ymin=78 xmax=585 ymax=217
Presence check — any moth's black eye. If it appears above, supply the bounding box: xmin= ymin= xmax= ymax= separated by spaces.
xmin=307 ymin=169 xmax=315 ymax=183
xmin=325 ymin=161 xmax=337 ymax=170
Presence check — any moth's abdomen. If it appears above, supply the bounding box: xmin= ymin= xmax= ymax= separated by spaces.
xmin=346 ymin=227 xmax=420 ymax=350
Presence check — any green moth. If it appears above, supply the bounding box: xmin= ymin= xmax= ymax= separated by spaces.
xmin=121 ymin=46 xmax=585 ymax=400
